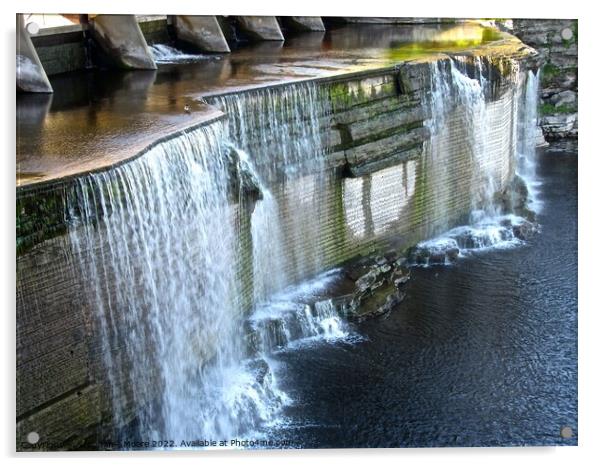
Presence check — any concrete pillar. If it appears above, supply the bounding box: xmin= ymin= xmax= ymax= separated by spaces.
xmin=16 ymin=14 xmax=53 ymax=93
xmin=283 ymin=17 xmax=326 ymax=32
xmin=89 ymin=15 xmax=156 ymax=70
xmin=236 ymin=16 xmax=284 ymax=41
xmin=174 ymin=16 xmax=230 ymax=53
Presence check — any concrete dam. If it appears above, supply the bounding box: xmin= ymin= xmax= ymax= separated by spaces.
xmin=16 ymin=18 xmax=543 ymax=449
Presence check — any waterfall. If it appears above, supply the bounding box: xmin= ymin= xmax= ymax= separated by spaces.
xmin=249 ymin=269 xmax=352 ymax=356
xmin=411 ymin=59 xmax=541 ymax=264
xmin=67 ymin=124 xmax=284 ymax=443
xmin=426 ymin=58 xmax=502 ymax=229
xmin=212 ymin=84 xmax=352 ymax=389
xmin=67 ymin=82 xmax=351 ymax=446
xmin=211 ymin=83 xmax=332 ymax=301
xmin=63 ymin=60 xmax=541 ymax=444
xmin=517 ymin=69 xmax=542 ymax=213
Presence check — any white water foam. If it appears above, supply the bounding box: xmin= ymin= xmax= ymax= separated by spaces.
xmin=150 ymin=44 xmax=214 ymax=63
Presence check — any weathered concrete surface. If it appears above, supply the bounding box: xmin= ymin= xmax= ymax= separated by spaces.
xmin=174 ymin=16 xmax=230 ymax=52
xmin=32 ymin=28 xmax=87 ymax=77
xmin=236 ymin=16 xmax=284 ymax=41
xmin=512 ymin=19 xmax=578 ymax=140
xmin=16 ymin=14 xmax=53 ymax=93
xmin=283 ymin=16 xmax=325 ymax=32
xmin=90 ymin=15 xmax=157 ymax=70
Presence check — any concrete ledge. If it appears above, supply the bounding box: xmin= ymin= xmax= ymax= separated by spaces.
xmin=34 ymin=23 xmax=85 ymax=37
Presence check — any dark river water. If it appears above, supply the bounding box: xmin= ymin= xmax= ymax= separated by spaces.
xmin=264 ymin=143 xmax=577 ymax=448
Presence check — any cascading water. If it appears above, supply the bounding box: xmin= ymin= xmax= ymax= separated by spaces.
xmin=68 ymin=82 xmax=352 ymax=447
xmin=211 ymin=83 xmax=351 ymax=348
xmin=411 ymin=59 xmax=541 ymax=265
xmin=517 ymin=69 xmax=543 ymax=213
xmin=210 ymin=83 xmax=333 ymax=301
xmin=63 ymin=58 xmax=541 ymax=446
xmin=67 ymin=124 xmax=284 ymax=444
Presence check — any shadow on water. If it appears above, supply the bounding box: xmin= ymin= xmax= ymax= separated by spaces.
xmin=265 ymin=142 xmax=577 ymax=448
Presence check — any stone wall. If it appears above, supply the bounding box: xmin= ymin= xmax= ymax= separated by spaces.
xmin=511 ymin=19 xmax=578 ymax=139
xmin=16 ymin=56 xmax=527 ymax=450
xmin=137 ymin=16 xmax=170 ymax=45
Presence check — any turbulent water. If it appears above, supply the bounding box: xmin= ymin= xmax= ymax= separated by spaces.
xmin=68 ymin=82 xmax=350 ymax=446
xmin=149 ymin=44 xmax=214 ymax=63
xmin=66 ymin=59 xmax=548 ymax=447
xmin=68 ymin=124 xmax=285 ymax=443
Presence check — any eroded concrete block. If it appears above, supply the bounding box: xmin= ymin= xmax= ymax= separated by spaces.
xmin=236 ymin=16 xmax=284 ymax=41
xmin=174 ymin=16 xmax=230 ymax=53
xmin=16 ymin=14 xmax=53 ymax=93
xmin=90 ymin=15 xmax=156 ymax=70
xmin=283 ymin=17 xmax=325 ymax=32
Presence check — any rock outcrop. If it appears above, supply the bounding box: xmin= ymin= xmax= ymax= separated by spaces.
xmin=511 ymin=19 xmax=578 ymax=140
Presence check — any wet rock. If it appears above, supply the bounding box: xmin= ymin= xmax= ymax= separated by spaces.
xmin=550 ymin=90 xmax=577 ymax=107
xmin=247 ymin=358 xmax=271 ymax=386
xmin=535 ymin=127 xmax=549 ymax=148
xmin=394 ymin=257 xmax=408 ymax=268
xmin=355 ymin=269 xmax=380 ymax=292
xmin=226 ymin=147 xmax=264 ymax=203
xmin=319 ymin=251 xmax=413 ymax=323
xmin=353 ymin=289 xmax=406 ymax=323
xmin=540 ymin=113 xmax=578 ymax=140
xmin=428 ymin=251 xmax=446 ymax=265
xmin=343 ymin=260 xmax=372 ymax=282
xmin=407 ymin=246 xmax=430 ymax=265
xmin=446 ymin=247 xmax=460 ymax=263
xmin=512 ymin=221 xmax=539 ymax=240
xmin=407 ymin=244 xmax=459 ymax=266
xmin=498 ymin=174 xmax=533 ymax=216
xmin=391 ymin=265 xmax=411 ymax=288
xmin=375 ymin=256 xmax=388 ymax=266
xmin=384 ymin=249 xmax=400 ymax=263
xmin=238 ymin=167 xmax=263 ymax=202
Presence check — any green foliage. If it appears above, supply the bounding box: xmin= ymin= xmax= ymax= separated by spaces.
xmin=539 ymin=102 xmax=576 ymax=116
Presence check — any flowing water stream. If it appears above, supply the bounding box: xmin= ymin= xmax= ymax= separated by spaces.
xmin=66 ymin=59 xmax=548 ymax=447
xmin=413 ymin=63 xmax=542 ymax=264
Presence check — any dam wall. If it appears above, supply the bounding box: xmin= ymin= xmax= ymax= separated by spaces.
xmin=16 ymin=52 xmax=534 ymax=449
